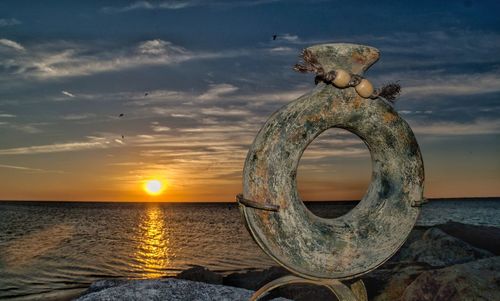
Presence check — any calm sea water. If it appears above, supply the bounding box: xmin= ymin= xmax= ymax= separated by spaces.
xmin=0 ymin=198 xmax=498 ymax=300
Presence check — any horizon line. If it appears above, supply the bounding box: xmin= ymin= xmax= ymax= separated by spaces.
xmin=0 ymin=196 xmax=499 ymax=204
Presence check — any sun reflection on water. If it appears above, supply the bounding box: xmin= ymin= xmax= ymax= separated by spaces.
xmin=134 ymin=205 xmax=171 ymax=278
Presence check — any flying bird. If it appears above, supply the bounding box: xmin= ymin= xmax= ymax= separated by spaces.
xmin=119 ymin=113 xmax=124 ymax=117
xmin=144 ymin=92 xmax=149 ymax=96
xmin=272 ymin=35 xmax=277 ymax=40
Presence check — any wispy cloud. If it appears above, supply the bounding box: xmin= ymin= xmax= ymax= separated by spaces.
xmin=10 ymin=124 xmax=43 ymax=134
xmin=0 ymin=18 xmax=21 ymax=27
xmin=61 ymin=90 xmax=75 ymax=98
xmin=300 ymin=147 xmax=369 ymax=160
xmin=101 ymin=1 xmax=195 ymax=13
xmin=367 ymin=29 xmax=500 ymax=69
xmin=0 ymin=38 xmax=25 ymax=51
xmin=0 ymin=122 xmax=46 ymax=134
xmin=151 ymin=121 xmax=171 ymax=132
xmin=0 ymin=136 xmax=119 ymax=155
xmin=413 ymin=119 xmax=500 ymax=136
xmin=0 ymin=39 xmax=255 ymax=80
xmin=198 ymin=83 xmax=239 ymax=100
xmin=1 ymin=39 xmax=192 ymax=79
xmin=279 ymin=33 xmax=299 ymax=43
xmin=137 ymin=39 xmax=187 ymax=55
xmin=0 ymin=163 xmax=64 ymax=173
xmin=61 ymin=113 xmax=95 ymax=120
xmin=399 ymin=71 xmax=500 ymax=99
xmin=268 ymin=46 xmax=294 ymax=53
xmin=201 ymin=107 xmax=251 ymax=116
xmin=100 ymin=0 xmax=282 ymax=13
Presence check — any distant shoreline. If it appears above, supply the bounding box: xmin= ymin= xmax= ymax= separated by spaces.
xmin=0 ymin=196 xmax=499 ymax=204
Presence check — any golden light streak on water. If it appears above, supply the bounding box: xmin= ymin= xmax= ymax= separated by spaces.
xmin=134 ymin=206 xmax=172 ymax=278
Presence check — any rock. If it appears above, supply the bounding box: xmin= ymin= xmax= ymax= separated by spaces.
xmin=76 ymin=278 xmax=291 ymax=301
xmin=400 ymin=256 xmax=500 ymax=301
xmin=370 ymin=263 xmax=431 ymax=301
xmin=437 ymin=221 xmax=500 ymax=255
xmin=397 ymin=228 xmax=493 ymax=267
xmin=223 ymin=266 xmax=290 ymax=290
xmin=82 ymin=279 xmax=130 ymax=294
xmin=177 ymin=265 xmax=223 ymax=285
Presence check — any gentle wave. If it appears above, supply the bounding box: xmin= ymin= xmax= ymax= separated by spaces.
xmin=0 ymin=198 xmax=498 ymax=299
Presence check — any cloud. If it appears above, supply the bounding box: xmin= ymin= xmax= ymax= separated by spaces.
xmin=100 ymin=0 xmax=281 ymax=13
xmin=0 ymin=38 xmax=287 ymax=81
xmin=280 ymin=33 xmax=299 ymax=43
xmin=61 ymin=90 xmax=75 ymax=98
xmin=400 ymin=71 xmax=500 ymax=99
xmin=0 ymin=163 xmax=64 ymax=173
xmin=151 ymin=123 xmax=171 ymax=132
xmin=0 ymin=121 xmax=46 ymax=134
xmin=11 ymin=124 xmax=43 ymax=134
xmin=101 ymin=1 xmax=194 ymax=13
xmin=299 ymin=147 xmax=369 ymax=160
xmin=1 ymin=39 xmax=192 ymax=79
xmin=365 ymin=29 xmax=500 ymax=70
xmin=0 ymin=137 xmax=115 ymax=155
xmin=0 ymin=18 xmax=21 ymax=27
xmin=0 ymin=113 xmax=16 ymax=118
xmin=198 ymin=83 xmax=239 ymax=100
xmin=61 ymin=113 xmax=95 ymax=120
xmin=201 ymin=107 xmax=251 ymax=116
xmin=398 ymin=110 xmax=433 ymax=115
xmin=137 ymin=39 xmax=186 ymax=55
xmin=268 ymin=46 xmax=294 ymax=53
xmin=413 ymin=119 xmax=500 ymax=136
xmin=0 ymin=38 xmax=25 ymax=51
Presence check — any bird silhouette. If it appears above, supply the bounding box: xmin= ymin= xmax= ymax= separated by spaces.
xmin=119 ymin=113 xmax=124 ymax=117
xmin=272 ymin=34 xmax=277 ymax=40
xmin=144 ymin=92 xmax=149 ymax=96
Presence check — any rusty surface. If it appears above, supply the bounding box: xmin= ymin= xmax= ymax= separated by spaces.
xmin=240 ymin=43 xmax=425 ymax=280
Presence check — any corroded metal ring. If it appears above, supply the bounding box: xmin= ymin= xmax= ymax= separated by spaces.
xmin=240 ymin=43 xmax=425 ymax=280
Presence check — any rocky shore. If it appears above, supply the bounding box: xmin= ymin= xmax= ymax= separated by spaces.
xmin=76 ymin=221 xmax=500 ymax=300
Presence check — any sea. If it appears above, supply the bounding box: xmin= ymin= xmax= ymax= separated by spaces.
xmin=0 ymin=198 xmax=499 ymax=300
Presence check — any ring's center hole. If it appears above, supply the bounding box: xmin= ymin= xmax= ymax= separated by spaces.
xmin=297 ymin=128 xmax=372 ymax=219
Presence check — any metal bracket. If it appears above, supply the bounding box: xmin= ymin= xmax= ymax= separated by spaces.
xmin=411 ymin=197 xmax=428 ymax=207
xmin=249 ymin=275 xmax=367 ymax=301
xmin=236 ymin=194 xmax=280 ymax=212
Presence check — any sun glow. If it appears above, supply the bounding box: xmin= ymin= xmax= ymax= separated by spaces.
xmin=143 ymin=179 xmax=165 ymax=196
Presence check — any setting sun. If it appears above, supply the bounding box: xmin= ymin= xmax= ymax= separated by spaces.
xmin=143 ymin=180 xmax=165 ymax=196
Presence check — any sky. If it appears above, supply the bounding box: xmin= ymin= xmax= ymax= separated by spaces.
xmin=0 ymin=0 xmax=499 ymax=202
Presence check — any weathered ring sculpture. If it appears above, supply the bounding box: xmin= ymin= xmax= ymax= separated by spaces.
xmin=239 ymin=43 xmax=425 ymax=281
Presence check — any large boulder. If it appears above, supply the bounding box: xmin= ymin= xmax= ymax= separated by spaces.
xmin=397 ymin=228 xmax=493 ymax=267
xmin=437 ymin=221 xmax=500 ymax=255
xmin=401 ymin=256 xmax=500 ymax=301
xmin=76 ymin=278 xmax=291 ymax=301
xmin=177 ymin=265 xmax=223 ymax=285
xmin=370 ymin=263 xmax=431 ymax=301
